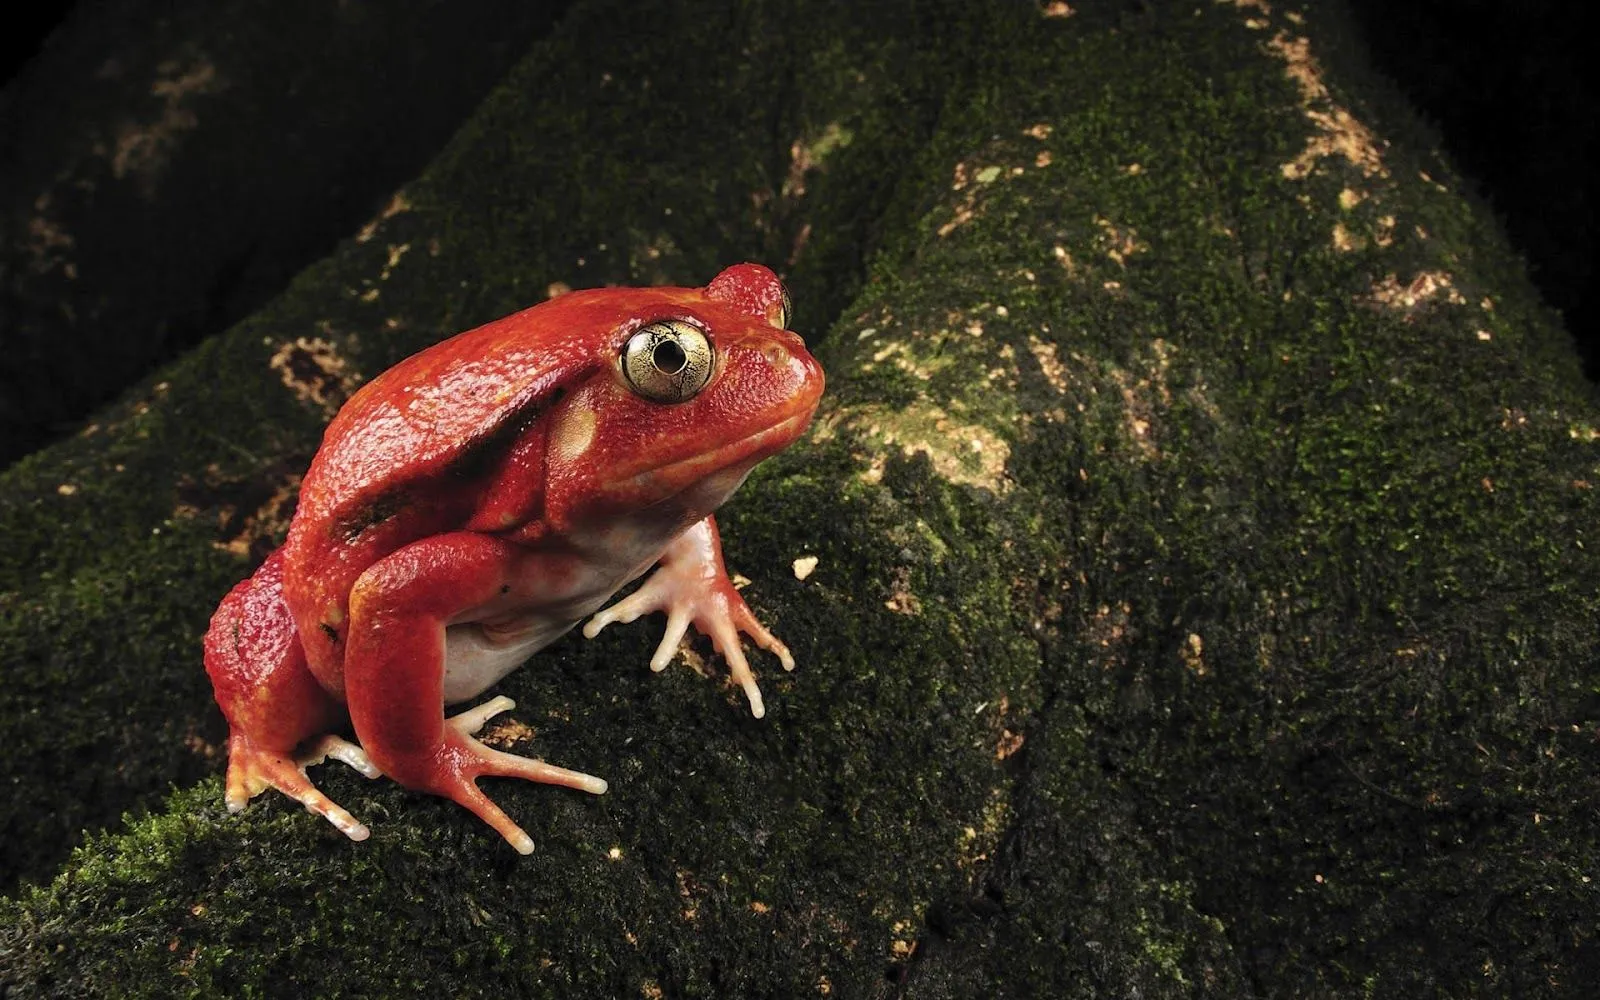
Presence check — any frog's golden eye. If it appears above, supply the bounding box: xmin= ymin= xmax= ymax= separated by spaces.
xmin=621 ymin=320 xmax=714 ymax=403
xmin=778 ymin=283 xmax=793 ymax=329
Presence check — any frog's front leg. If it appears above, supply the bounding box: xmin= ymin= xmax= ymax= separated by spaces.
xmin=344 ymin=532 xmax=607 ymax=855
xmin=583 ymin=514 xmax=794 ymax=718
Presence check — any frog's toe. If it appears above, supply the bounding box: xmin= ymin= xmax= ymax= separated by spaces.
xmin=473 ymin=743 xmax=609 ymax=797
xmin=447 ymin=694 xmax=518 ymax=736
xmin=728 ymin=600 xmax=795 ymax=672
xmin=421 ymin=733 xmax=608 ymax=855
xmin=222 ymin=733 xmax=371 ymax=842
xmin=298 ymin=733 xmax=382 ymax=779
xmin=582 ymin=587 xmax=656 ymax=638
xmin=648 ymin=608 xmax=692 ymax=672
xmin=703 ymin=615 xmax=766 ymax=718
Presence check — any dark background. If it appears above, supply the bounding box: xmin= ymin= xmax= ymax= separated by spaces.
xmin=2 ymin=0 xmax=1595 ymax=468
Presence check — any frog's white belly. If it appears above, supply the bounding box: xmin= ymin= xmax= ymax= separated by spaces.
xmin=438 ymin=465 xmax=753 ymax=705
xmin=441 ymin=617 xmax=575 ymax=705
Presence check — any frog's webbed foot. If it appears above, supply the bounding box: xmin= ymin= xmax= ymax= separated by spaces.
xmin=223 ymin=732 xmax=381 ymax=842
xmin=582 ymin=519 xmax=794 ymax=719
xmin=411 ymin=696 xmax=607 ymax=856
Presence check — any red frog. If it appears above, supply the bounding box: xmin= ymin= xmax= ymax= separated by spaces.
xmin=203 ymin=263 xmax=824 ymax=854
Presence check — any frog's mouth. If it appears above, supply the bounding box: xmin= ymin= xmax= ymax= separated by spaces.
xmin=607 ymin=408 xmax=814 ymax=496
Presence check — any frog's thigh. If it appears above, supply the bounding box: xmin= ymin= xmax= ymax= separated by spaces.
xmin=342 ymin=531 xmax=519 ymax=779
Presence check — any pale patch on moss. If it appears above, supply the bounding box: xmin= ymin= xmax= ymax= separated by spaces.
xmin=479 ymin=717 xmax=536 ymax=749
xmin=859 ymin=338 xmax=955 ymax=382
xmin=784 ymin=121 xmax=854 ymax=200
xmin=1180 ymin=632 xmax=1208 ymax=677
xmin=988 ymin=696 xmax=1026 ymax=761
xmin=1088 ymin=600 xmax=1133 ymax=664
xmin=355 ymin=191 xmax=413 ymax=244
xmin=1241 ymin=21 xmax=1388 ymax=182
xmin=1027 ymin=334 xmax=1069 ymax=393
xmin=1108 ymin=339 xmax=1175 ymax=460
xmin=268 ymin=335 xmax=360 ymax=418
xmin=955 ymin=786 xmax=1012 ymax=875
xmin=24 ymin=194 xmax=75 ymax=276
xmin=1365 ymin=270 xmax=1466 ymax=314
xmin=885 ymin=566 xmax=922 ymax=616
xmin=378 ymin=243 xmax=412 ymax=281
xmin=111 ymin=58 xmax=221 ymax=192
xmin=221 ymin=474 xmax=298 ymax=558
xmin=941 ymin=143 xmax=1055 ymax=238
xmin=1375 ymin=214 xmax=1396 ymax=247
xmin=1095 ymin=215 xmax=1147 ymax=267
xmin=1052 ymin=243 xmax=1077 ymax=275
xmin=820 ymin=402 xmax=1012 ymax=493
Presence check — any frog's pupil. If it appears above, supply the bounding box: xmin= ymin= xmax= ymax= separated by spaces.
xmin=653 ymin=338 xmax=688 ymax=375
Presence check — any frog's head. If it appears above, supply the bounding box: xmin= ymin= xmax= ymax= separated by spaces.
xmin=544 ymin=263 xmax=824 ymax=529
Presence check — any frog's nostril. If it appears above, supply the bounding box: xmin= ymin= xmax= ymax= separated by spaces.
xmin=762 ymin=344 xmax=790 ymax=367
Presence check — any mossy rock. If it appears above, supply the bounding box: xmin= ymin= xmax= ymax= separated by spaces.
xmin=2 ymin=1 xmax=1597 ymax=996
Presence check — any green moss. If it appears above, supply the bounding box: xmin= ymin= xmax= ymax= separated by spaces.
xmin=4 ymin=0 xmax=1599 ymax=996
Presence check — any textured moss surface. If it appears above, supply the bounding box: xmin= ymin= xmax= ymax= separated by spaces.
xmin=3 ymin=0 xmax=1598 ymax=996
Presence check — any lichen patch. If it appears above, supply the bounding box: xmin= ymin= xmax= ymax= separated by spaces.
xmin=1088 ymin=601 xmax=1133 ymax=667
xmin=24 ymin=198 xmax=75 ymax=276
xmin=1374 ymin=214 xmax=1396 ymax=247
xmin=783 ymin=121 xmax=852 ymax=200
xmin=1095 ymin=216 xmax=1147 ymax=266
xmin=378 ymin=243 xmax=412 ymax=281
xmin=480 ymin=717 xmax=537 ymax=749
xmin=1365 ymin=270 xmax=1466 ymax=314
xmin=820 ymin=402 xmax=1012 ymax=493
xmin=356 ymin=191 xmax=413 ymax=244
xmin=1181 ymin=632 xmax=1208 ymax=676
xmin=885 ymin=567 xmax=923 ymax=616
xmin=176 ymin=463 xmax=304 ymax=560
xmin=111 ymin=59 xmax=220 ymax=190
xmin=1108 ymin=339 xmax=1175 ymax=460
xmin=269 ymin=336 xmax=361 ymax=417
xmin=1249 ymin=26 xmax=1388 ymax=181
xmin=955 ymin=787 xmax=1012 ymax=876
xmin=1027 ymin=335 xmax=1070 ymax=393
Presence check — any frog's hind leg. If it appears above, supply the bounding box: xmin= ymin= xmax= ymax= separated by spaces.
xmin=204 ymin=549 xmax=379 ymax=841
xmin=343 ymin=533 xmax=608 ymax=856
